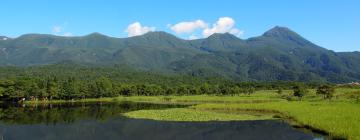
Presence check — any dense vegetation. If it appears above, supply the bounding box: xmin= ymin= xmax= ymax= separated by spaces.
xmin=1 ymin=23 xmax=359 ymax=140
xmin=0 ymin=64 xmax=324 ymax=101
xmin=0 ymin=63 xmax=359 ymax=139
xmin=1 ymin=27 xmax=360 ymax=83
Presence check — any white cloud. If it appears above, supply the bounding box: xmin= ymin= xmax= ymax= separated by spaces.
xmin=202 ymin=17 xmax=243 ymax=37
xmin=52 ymin=26 xmax=63 ymax=34
xmin=63 ymin=32 xmax=73 ymax=37
xmin=169 ymin=17 xmax=244 ymax=39
xmin=188 ymin=35 xmax=199 ymax=40
xmin=52 ymin=24 xmax=73 ymax=37
xmin=125 ymin=22 xmax=156 ymax=37
xmin=229 ymin=28 xmax=244 ymax=37
xmin=170 ymin=20 xmax=207 ymax=34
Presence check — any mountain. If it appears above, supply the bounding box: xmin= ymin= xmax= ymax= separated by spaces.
xmin=0 ymin=26 xmax=359 ymax=83
xmin=0 ymin=36 xmax=10 ymax=41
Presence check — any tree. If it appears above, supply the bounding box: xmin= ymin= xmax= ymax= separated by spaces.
xmin=230 ymin=86 xmax=241 ymax=96
xmin=88 ymin=82 xmax=99 ymax=98
xmin=200 ymin=83 xmax=211 ymax=95
xmin=61 ymin=77 xmax=80 ymax=99
xmin=277 ymin=88 xmax=283 ymax=94
xmin=95 ymin=77 xmax=113 ymax=97
xmin=29 ymin=83 xmax=41 ymax=100
xmin=248 ymin=87 xmax=256 ymax=95
xmin=119 ymin=85 xmax=132 ymax=96
xmin=189 ymin=86 xmax=200 ymax=95
xmin=293 ymin=85 xmax=308 ymax=100
xmin=177 ymin=85 xmax=190 ymax=95
xmin=165 ymin=88 xmax=175 ymax=96
xmin=0 ymin=87 xmax=4 ymax=97
xmin=46 ymin=78 xmax=59 ymax=100
xmin=243 ymin=87 xmax=255 ymax=95
xmin=316 ymin=85 xmax=335 ymax=100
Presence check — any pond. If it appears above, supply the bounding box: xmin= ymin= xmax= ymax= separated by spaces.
xmin=0 ymin=102 xmax=325 ymax=140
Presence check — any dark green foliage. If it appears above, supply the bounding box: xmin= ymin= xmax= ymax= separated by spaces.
xmin=0 ymin=64 xmax=321 ymax=101
xmin=316 ymin=85 xmax=335 ymax=99
xmin=277 ymin=88 xmax=283 ymax=95
xmin=293 ymin=85 xmax=308 ymax=100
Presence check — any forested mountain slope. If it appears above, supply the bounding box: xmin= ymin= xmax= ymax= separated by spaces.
xmin=1 ymin=26 xmax=359 ymax=83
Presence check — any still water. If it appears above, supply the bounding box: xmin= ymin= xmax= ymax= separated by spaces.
xmin=0 ymin=102 xmax=324 ymax=140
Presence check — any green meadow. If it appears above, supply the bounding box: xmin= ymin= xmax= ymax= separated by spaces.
xmin=119 ymin=88 xmax=360 ymax=139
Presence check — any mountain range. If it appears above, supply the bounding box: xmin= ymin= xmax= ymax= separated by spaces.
xmin=1 ymin=26 xmax=359 ymax=83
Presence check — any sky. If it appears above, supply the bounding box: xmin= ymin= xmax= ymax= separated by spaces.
xmin=0 ymin=0 xmax=359 ymax=52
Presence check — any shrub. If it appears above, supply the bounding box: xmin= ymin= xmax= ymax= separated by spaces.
xmin=277 ymin=88 xmax=283 ymax=95
xmin=293 ymin=85 xmax=308 ymax=100
xmin=316 ymin=85 xmax=335 ymax=100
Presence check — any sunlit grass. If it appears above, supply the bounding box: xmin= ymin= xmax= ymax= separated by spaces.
xmin=24 ymin=88 xmax=360 ymax=139
xmin=123 ymin=108 xmax=274 ymax=122
xmin=115 ymin=90 xmax=285 ymax=104
xmin=193 ymin=101 xmax=360 ymax=139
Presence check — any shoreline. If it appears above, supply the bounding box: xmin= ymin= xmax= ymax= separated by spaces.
xmin=17 ymin=94 xmax=359 ymax=139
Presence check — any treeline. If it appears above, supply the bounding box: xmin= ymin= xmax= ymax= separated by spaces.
xmin=0 ymin=76 xmax=259 ymax=100
xmin=0 ymin=76 xmax=322 ymax=101
xmin=0 ymin=64 xmax=326 ymax=101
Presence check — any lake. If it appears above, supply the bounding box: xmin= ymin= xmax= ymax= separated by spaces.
xmin=0 ymin=102 xmax=325 ymax=140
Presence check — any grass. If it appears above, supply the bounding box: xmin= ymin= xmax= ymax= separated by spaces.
xmin=23 ymin=88 xmax=360 ymax=139
xmin=114 ymin=91 xmax=285 ymax=104
xmin=192 ymin=101 xmax=360 ymax=139
xmin=123 ymin=108 xmax=274 ymax=121
xmin=119 ymin=89 xmax=360 ymax=139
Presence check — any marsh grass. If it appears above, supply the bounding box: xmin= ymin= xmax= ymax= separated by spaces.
xmin=24 ymin=88 xmax=360 ymax=139
xmin=123 ymin=108 xmax=274 ymax=121
xmin=193 ymin=101 xmax=360 ymax=139
xmin=115 ymin=91 xmax=285 ymax=104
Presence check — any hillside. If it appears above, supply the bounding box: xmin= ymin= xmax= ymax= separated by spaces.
xmin=1 ymin=26 xmax=359 ymax=83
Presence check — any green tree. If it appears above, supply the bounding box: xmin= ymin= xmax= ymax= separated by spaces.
xmin=0 ymin=87 xmax=4 ymax=97
xmin=29 ymin=83 xmax=41 ymax=100
xmin=165 ymin=88 xmax=175 ymax=96
xmin=277 ymin=88 xmax=283 ymax=94
xmin=95 ymin=77 xmax=113 ymax=97
xmin=46 ymin=78 xmax=59 ymax=100
xmin=177 ymin=85 xmax=190 ymax=95
xmin=200 ymin=83 xmax=211 ymax=95
xmin=316 ymin=85 xmax=335 ymax=100
xmin=293 ymin=85 xmax=308 ymax=100
xmin=230 ymin=86 xmax=241 ymax=96
xmin=189 ymin=86 xmax=200 ymax=95
xmin=119 ymin=85 xmax=133 ymax=96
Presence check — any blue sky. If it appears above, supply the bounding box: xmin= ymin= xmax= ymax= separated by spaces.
xmin=0 ymin=0 xmax=359 ymax=52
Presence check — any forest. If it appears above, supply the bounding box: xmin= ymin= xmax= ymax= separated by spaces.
xmin=0 ymin=64 xmax=322 ymax=101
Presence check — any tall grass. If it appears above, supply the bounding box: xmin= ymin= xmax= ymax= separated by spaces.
xmin=123 ymin=108 xmax=274 ymax=121
xmin=193 ymin=101 xmax=360 ymax=139
xmin=24 ymin=88 xmax=360 ymax=139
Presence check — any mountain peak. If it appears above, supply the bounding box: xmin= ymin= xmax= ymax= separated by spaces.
xmin=260 ymin=26 xmax=316 ymax=48
xmin=16 ymin=34 xmax=59 ymax=40
xmin=142 ymin=31 xmax=176 ymax=37
xmin=137 ymin=31 xmax=182 ymax=41
xmin=208 ymin=33 xmax=235 ymax=38
xmin=85 ymin=32 xmax=108 ymax=38
xmin=262 ymin=26 xmax=297 ymax=37
xmin=207 ymin=33 xmax=243 ymax=42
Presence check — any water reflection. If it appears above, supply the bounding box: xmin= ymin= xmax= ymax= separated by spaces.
xmin=0 ymin=102 xmax=185 ymax=124
xmin=0 ymin=102 xmax=321 ymax=140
